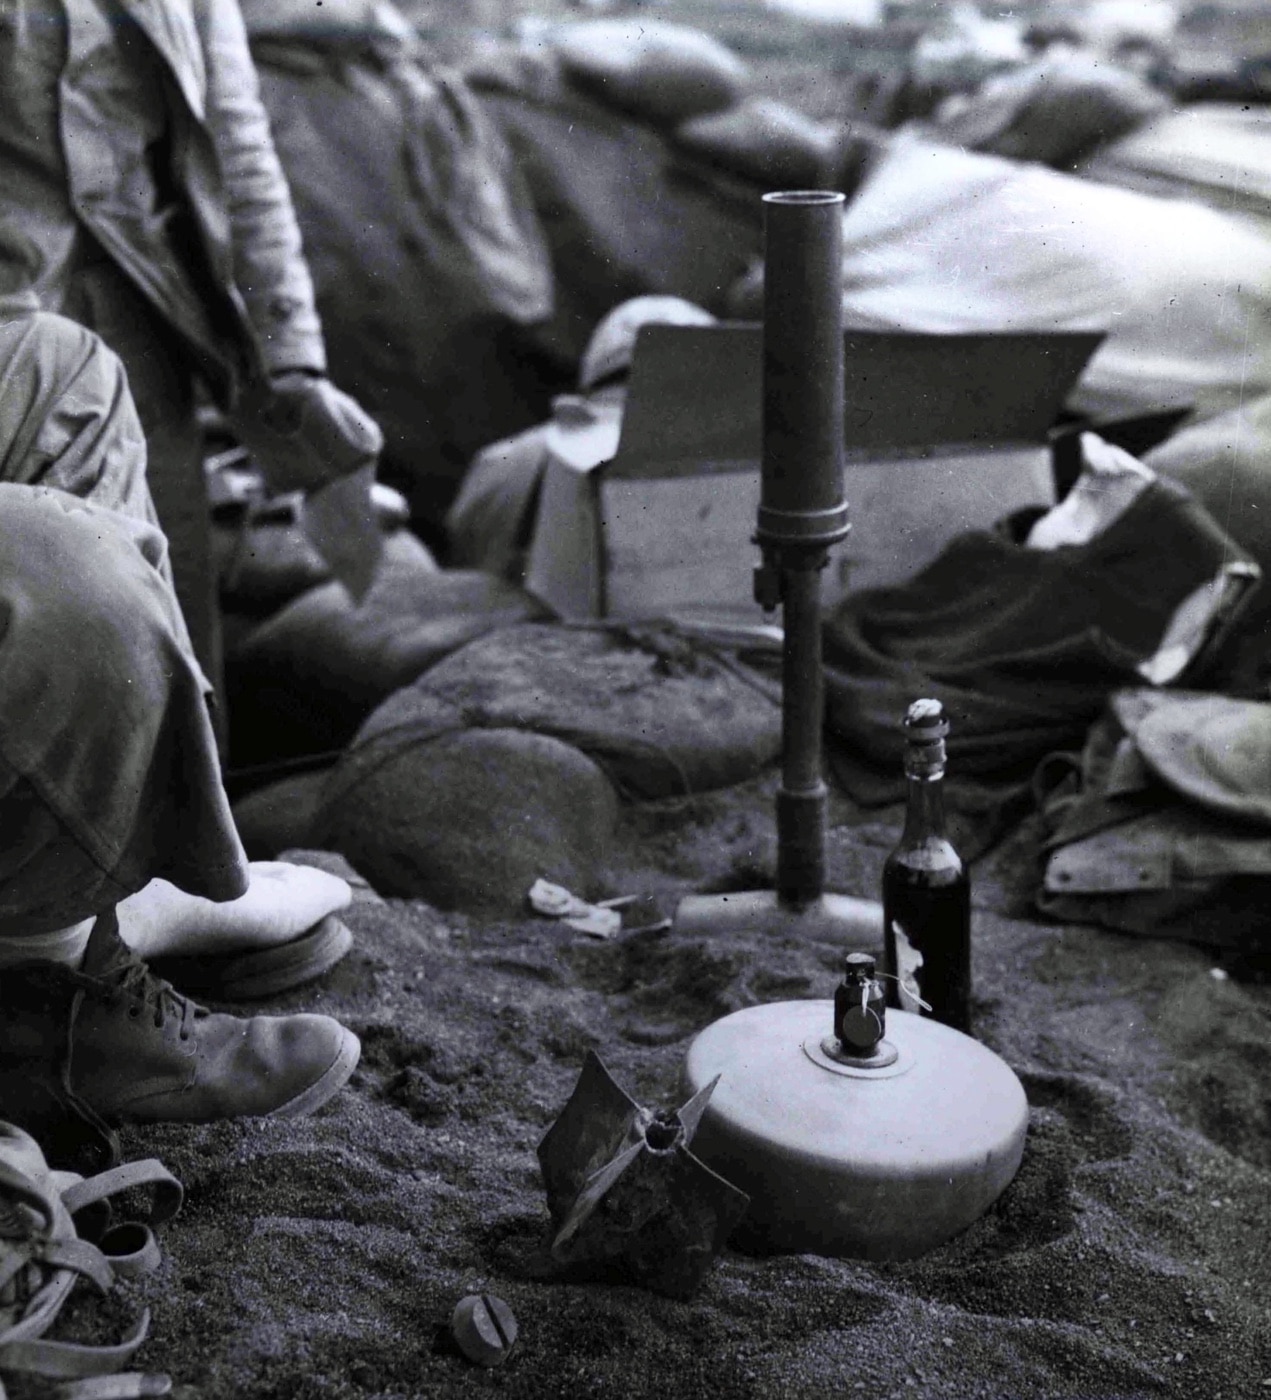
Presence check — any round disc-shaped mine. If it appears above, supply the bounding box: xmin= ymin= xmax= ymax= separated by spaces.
xmin=683 ymin=1000 xmax=1028 ymax=1260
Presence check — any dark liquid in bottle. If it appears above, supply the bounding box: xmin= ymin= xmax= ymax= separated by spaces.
xmin=882 ymin=846 xmax=971 ymax=1033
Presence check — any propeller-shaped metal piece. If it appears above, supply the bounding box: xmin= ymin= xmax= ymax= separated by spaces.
xmin=537 ymin=1052 xmax=749 ymax=1299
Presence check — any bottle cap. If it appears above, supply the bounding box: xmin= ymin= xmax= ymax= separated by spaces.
xmin=903 ymin=699 xmax=949 ymax=776
xmin=904 ymin=698 xmax=949 ymax=739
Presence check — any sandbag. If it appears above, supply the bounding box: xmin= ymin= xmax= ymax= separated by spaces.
xmin=317 ymin=725 xmax=620 ymax=913
xmin=239 ymin=0 xmax=405 ymax=40
xmin=231 ymin=768 xmax=331 ymax=859
xmin=212 ymin=477 xmax=417 ymax=615
xmin=250 ymin=37 xmax=556 ymax=533
xmin=1080 ymin=103 xmax=1271 ymax=225
xmin=227 ymin=539 xmax=542 ymax=764
xmin=553 ymin=19 xmax=749 ymax=125
xmin=473 ymin=80 xmax=763 ymax=373
xmin=1145 ymin=396 xmax=1271 ymax=691
xmin=394 ymin=622 xmax=782 ymax=799
xmin=836 ymin=133 xmax=1271 ymax=421
xmin=673 ymin=97 xmax=841 ymax=188
xmin=445 ymin=419 xmax=553 ymax=581
xmin=929 ymin=54 xmax=1167 ymax=168
xmin=1146 ymin=398 xmax=1271 ymax=566
xmin=212 ymin=514 xmax=333 ymax=615
xmin=908 ymin=8 xmax=1026 ymax=91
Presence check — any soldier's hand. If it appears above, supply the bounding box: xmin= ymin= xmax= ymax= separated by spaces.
xmin=236 ymin=372 xmax=383 ymax=497
xmin=235 ymin=374 xmax=385 ymax=601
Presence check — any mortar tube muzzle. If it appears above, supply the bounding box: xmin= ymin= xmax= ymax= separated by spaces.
xmin=758 ymin=190 xmax=851 ymax=555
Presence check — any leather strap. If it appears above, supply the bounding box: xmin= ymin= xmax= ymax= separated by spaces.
xmin=96 ymin=1225 xmax=161 ymax=1281
xmin=0 ymin=1309 xmax=149 ymax=1379
xmin=40 ymin=1240 xmax=114 ymax=1293
xmin=0 ymin=1271 xmax=77 ymax=1346
xmin=62 ymin=1161 xmax=183 ymax=1229
xmin=0 ymin=1160 xmax=55 ymax=1232
xmin=56 ymin=1372 xmax=172 ymax=1398
xmin=0 ymin=1145 xmax=178 ymax=1395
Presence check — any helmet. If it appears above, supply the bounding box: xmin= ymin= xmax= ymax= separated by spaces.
xmin=578 ymin=296 xmax=716 ymax=390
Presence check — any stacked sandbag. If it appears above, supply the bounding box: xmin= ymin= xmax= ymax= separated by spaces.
xmin=321 ymin=720 xmax=620 ymax=916
xmin=231 ymin=767 xmax=332 ymax=859
xmin=551 ymin=19 xmax=750 ymax=124
xmin=211 ymin=458 xmax=416 ymax=624
xmin=400 ymin=623 xmax=782 ymax=799
xmin=928 ymin=53 xmax=1168 ymax=169
xmin=468 ymin=52 xmax=763 ymax=375
xmin=239 ymin=0 xmax=402 ymax=40
xmin=242 ymin=3 xmax=557 ymax=534
xmin=315 ymin=623 xmax=782 ymax=912
xmin=227 ymin=535 xmax=543 ymax=765
xmin=907 ymin=6 xmax=1027 ymax=94
xmin=1146 ymin=397 xmax=1271 ymax=565
xmin=504 ymin=23 xmax=846 ymax=206
xmin=672 ymin=96 xmax=844 ymax=188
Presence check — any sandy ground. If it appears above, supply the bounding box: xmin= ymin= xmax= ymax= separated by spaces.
xmin=68 ymin=774 xmax=1271 ymax=1399
xmin=38 ymin=6 xmax=1269 ymax=1395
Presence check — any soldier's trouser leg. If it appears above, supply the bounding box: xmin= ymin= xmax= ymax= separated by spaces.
xmin=0 ymin=314 xmax=247 ymax=949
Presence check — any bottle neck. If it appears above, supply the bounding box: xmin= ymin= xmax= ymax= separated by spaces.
xmin=901 ymin=768 xmax=948 ymax=843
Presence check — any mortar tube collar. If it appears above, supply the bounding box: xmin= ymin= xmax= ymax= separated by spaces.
xmin=755 ymin=502 xmax=851 ymax=550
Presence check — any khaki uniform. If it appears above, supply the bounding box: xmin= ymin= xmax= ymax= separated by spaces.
xmin=0 ymin=312 xmax=247 ymax=936
xmin=0 ymin=0 xmax=329 ymax=687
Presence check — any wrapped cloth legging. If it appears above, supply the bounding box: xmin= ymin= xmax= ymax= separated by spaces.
xmin=0 ymin=311 xmax=248 ymax=937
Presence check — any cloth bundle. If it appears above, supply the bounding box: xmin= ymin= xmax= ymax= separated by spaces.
xmin=1037 ymin=690 xmax=1271 ymax=956
xmin=823 ymin=469 xmax=1256 ymax=854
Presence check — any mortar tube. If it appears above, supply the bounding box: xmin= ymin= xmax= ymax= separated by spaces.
xmin=760 ymin=191 xmax=849 ymax=909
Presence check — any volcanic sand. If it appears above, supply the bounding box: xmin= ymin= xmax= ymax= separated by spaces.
xmin=59 ymin=773 xmax=1271 ymax=1399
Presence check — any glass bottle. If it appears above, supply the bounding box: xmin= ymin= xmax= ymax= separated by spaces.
xmin=881 ymin=698 xmax=972 ymax=1032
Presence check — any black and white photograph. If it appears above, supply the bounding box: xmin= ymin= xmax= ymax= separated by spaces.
xmin=0 ymin=0 xmax=1266 ymax=1395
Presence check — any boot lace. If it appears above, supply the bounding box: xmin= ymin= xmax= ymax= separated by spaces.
xmin=97 ymin=945 xmax=200 ymax=1043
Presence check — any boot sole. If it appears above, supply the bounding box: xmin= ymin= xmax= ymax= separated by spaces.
xmin=268 ymin=1026 xmax=362 ymax=1120
xmin=147 ymin=915 xmax=354 ymax=1001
